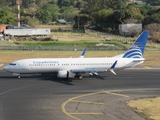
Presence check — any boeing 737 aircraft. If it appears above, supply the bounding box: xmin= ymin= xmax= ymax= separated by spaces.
xmin=3 ymin=30 xmax=149 ymax=79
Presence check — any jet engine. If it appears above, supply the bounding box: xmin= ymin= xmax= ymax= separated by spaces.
xmin=57 ymin=70 xmax=75 ymax=78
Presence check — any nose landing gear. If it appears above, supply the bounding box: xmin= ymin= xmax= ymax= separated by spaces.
xmin=13 ymin=73 xmax=21 ymax=79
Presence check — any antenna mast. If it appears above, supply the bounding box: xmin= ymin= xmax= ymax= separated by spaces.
xmin=16 ymin=0 xmax=20 ymax=27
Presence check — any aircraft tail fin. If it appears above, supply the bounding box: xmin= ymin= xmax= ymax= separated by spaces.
xmin=122 ymin=30 xmax=149 ymax=58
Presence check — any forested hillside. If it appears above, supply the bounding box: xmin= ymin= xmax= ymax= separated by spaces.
xmin=0 ymin=0 xmax=160 ymax=42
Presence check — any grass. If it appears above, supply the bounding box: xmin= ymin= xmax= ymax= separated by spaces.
xmin=14 ymin=41 xmax=125 ymax=48
xmin=128 ymin=97 xmax=160 ymax=120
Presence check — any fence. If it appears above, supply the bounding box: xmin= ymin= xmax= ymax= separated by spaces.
xmin=0 ymin=46 xmax=125 ymax=51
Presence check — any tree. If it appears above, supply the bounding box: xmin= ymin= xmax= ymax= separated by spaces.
xmin=0 ymin=10 xmax=8 ymax=18
xmin=0 ymin=9 xmax=15 ymax=24
xmin=74 ymin=14 xmax=92 ymax=29
xmin=57 ymin=0 xmax=75 ymax=7
xmin=21 ymin=0 xmax=33 ymax=8
xmin=114 ymin=10 xmax=126 ymax=23
xmin=60 ymin=6 xmax=77 ymax=21
xmin=144 ymin=23 xmax=160 ymax=42
xmin=0 ymin=0 xmax=7 ymax=7
xmin=114 ymin=6 xmax=145 ymax=24
xmin=123 ymin=18 xmax=138 ymax=24
xmin=36 ymin=9 xmax=52 ymax=23
xmin=41 ymin=4 xmax=61 ymax=21
xmin=82 ymin=0 xmax=106 ymax=14
xmin=143 ymin=9 xmax=160 ymax=25
xmin=138 ymin=5 xmax=153 ymax=16
xmin=5 ymin=0 xmax=16 ymax=6
xmin=93 ymin=9 xmax=114 ymax=31
xmin=144 ymin=0 xmax=160 ymax=6
xmin=82 ymin=0 xmax=128 ymax=13
xmin=104 ymin=0 xmax=128 ymax=10
xmin=75 ymin=0 xmax=84 ymax=10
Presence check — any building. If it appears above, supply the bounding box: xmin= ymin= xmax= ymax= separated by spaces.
xmin=0 ymin=25 xmax=6 ymax=33
xmin=4 ymin=28 xmax=50 ymax=36
xmin=119 ymin=24 xmax=142 ymax=36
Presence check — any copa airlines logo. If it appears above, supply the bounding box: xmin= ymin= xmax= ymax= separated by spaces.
xmin=33 ymin=61 xmax=59 ymax=64
xmin=123 ymin=45 xmax=142 ymax=58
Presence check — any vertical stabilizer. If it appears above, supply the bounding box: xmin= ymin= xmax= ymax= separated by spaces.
xmin=122 ymin=30 xmax=149 ymax=58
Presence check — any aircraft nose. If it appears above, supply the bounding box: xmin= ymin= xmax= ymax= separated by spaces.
xmin=3 ymin=65 xmax=9 ymax=71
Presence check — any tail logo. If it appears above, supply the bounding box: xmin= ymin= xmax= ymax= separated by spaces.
xmin=122 ymin=30 xmax=149 ymax=58
xmin=123 ymin=45 xmax=142 ymax=58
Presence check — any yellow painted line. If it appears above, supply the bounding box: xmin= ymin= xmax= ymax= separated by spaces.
xmin=61 ymin=91 xmax=103 ymax=120
xmin=109 ymin=88 xmax=160 ymax=93
xmin=104 ymin=91 xmax=129 ymax=98
xmin=0 ymin=64 xmax=4 ymax=67
xmin=61 ymin=100 xmax=81 ymax=120
xmin=61 ymin=91 xmax=128 ymax=120
xmin=70 ymin=100 xmax=104 ymax=104
xmin=0 ymin=85 xmax=38 ymax=96
xmin=69 ymin=112 xmax=103 ymax=115
xmin=61 ymin=88 xmax=160 ymax=120
xmin=144 ymin=66 xmax=151 ymax=69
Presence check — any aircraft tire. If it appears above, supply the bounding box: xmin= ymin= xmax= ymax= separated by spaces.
xmin=78 ymin=75 xmax=83 ymax=80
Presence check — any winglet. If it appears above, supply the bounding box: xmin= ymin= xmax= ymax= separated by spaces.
xmin=79 ymin=48 xmax=87 ymax=58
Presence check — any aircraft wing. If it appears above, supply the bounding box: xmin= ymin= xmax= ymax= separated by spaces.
xmin=71 ymin=68 xmax=105 ymax=73
xmin=71 ymin=60 xmax=118 ymax=75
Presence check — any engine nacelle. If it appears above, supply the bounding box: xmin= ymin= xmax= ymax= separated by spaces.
xmin=57 ymin=70 xmax=75 ymax=78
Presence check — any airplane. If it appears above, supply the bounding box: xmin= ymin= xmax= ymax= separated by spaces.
xmin=3 ymin=30 xmax=149 ymax=79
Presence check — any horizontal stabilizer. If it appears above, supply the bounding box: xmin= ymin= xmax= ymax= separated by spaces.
xmin=133 ymin=59 xmax=145 ymax=62
xmin=110 ymin=69 xmax=117 ymax=75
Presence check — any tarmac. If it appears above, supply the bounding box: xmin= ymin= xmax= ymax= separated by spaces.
xmin=0 ymin=68 xmax=160 ymax=120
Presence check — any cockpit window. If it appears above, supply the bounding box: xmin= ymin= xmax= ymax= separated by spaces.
xmin=9 ymin=63 xmax=16 ymax=66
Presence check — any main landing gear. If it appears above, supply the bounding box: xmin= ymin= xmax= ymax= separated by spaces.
xmin=75 ymin=74 xmax=83 ymax=80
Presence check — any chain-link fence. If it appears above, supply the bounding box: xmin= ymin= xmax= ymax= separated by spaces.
xmin=0 ymin=46 xmax=126 ymax=51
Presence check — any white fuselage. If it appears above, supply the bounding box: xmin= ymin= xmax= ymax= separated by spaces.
xmin=3 ymin=57 xmax=144 ymax=74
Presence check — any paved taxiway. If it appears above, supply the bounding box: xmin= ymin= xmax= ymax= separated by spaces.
xmin=0 ymin=68 xmax=160 ymax=120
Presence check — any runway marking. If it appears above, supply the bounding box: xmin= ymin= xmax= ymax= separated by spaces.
xmin=62 ymin=100 xmax=81 ymax=120
xmin=0 ymin=85 xmax=38 ymax=96
xmin=69 ymin=112 xmax=103 ymax=115
xmin=0 ymin=64 xmax=4 ymax=67
xmin=103 ymin=91 xmax=130 ymax=98
xmin=109 ymin=88 xmax=160 ymax=93
xmin=62 ymin=88 xmax=160 ymax=120
xmin=61 ymin=91 xmax=103 ymax=120
xmin=70 ymin=100 xmax=104 ymax=104
xmin=143 ymin=66 xmax=151 ymax=69
xmin=61 ymin=91 xmax=129 ymax=120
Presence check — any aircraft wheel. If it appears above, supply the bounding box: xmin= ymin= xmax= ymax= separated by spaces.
xmin=78 ymin=75 xmax=83 ymax=80
xmin=18 ymin=76 xmax=21 ymax=79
